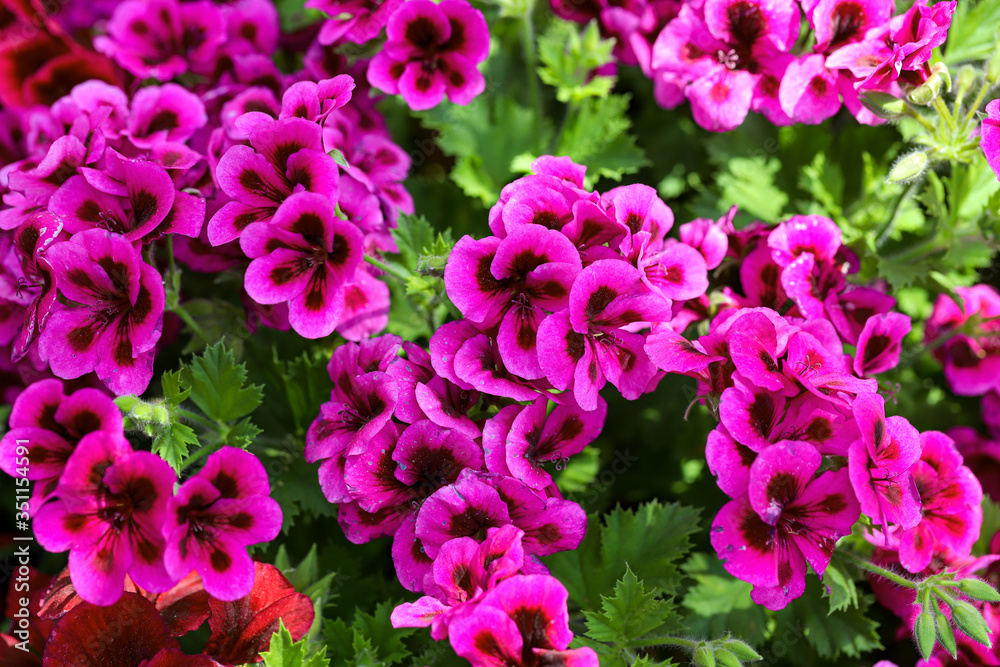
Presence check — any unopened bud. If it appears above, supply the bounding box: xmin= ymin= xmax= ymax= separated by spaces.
xmin=930 ymin=62 xmax=951 ymax=92
xmin=956 ymin=65 xmax=977 ymax=98
xmin=859 ymin=91 xmax=908 ymax=120
xmin=908 ymin=74 xmax=943 ymax=105
xmin=951 ymin=600 xmax=994 ymax=647
xmin=935 ymin=606 xmax=958 ymax=657
xmin=720 ymin=639 xmax=762 ymax=661
xmin=115 ymin=395 xmax=141 ymax=413
xmin=915 ymin=609 xmax=937 ymax=660
xmin=714 ymin=649 xmax=743 ymax=667
xmin=131 ymin=402 xmax=153 ymax=421
xmin=887 ymin=151 xmax=929 ymax=183
xmin=693 ymin=643 xmax=716 ymax=667
xmin=958 ymin=578 xmax=1000 ymax=602
xmin=988 ymin=45 xmax=1000 ymax=83
xmin=151 ymin=405 xmax=170 ymax=425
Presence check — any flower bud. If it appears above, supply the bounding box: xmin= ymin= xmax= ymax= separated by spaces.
xmin=958 ymin=578 xmax=1000 ymax=602
xmin=935 ymin=606 xmax=957 ymax=657
xmin=951 ymin=600 xmax=994 ymax=647
xmin=859 ymin=91 xmax=908 ymax=120
xmin=987 ymin=46 xmax=1000 ymax=83
xmin=720 ymin=638 xmax=762 ymax=661
xmin=887 ymin=151 xmax=929 ymax=183
xmin=930 ymin=62 xmax=951 ymax=93
xmin=131 ymin=402 xmax=154 ymax=421
xmin=693 ymin=643 xmax=716 ymax=667
xmin=151 ymin=404 xmax=170 ymax=425
xmin=915 ymin=608 xmax=937 ymax=660
xmin=714 ymin=649 xmax=743 ymax=667
xmin=908 ymin=74 xmax=943 ymax=105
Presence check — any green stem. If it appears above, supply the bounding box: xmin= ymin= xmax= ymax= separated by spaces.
xmin=837 ymin=549 xmax=919 ymax=589
xmin=873 ymin=182 xmax=916 ymax=249
xmin=964 ymin=78 xmax=995 ymax=125
xmin=933 ymin=96 xmax=956 ymax=133
xmin=364 ymin=254 xmax=412 ymax=283
xmin=167 ymin=234 xmax=177 ymax=276
xmin=176 ymin=408 xmax=218 ymax=432
xmin=906 ymin=106 xmax=938 ymax=133
xmin=625 ymin=634 xmax=698 ymax=650
xmin=181 ymin=429 xmax=229 ymax=471
xmin=172 ymin=301 xmax=211 ymax=344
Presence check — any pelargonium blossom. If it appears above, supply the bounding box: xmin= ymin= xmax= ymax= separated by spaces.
xmin=0 ymin=379 xmax=122 ymax=513
xmin=33 ymin=431 xmax=177 ymax=606
xmin=367 ymin=0 xmax=490 ymax=110
xmin=711 ymin=440 xmax=860 ymax=610
xmin=163 ymin=448 xmax=282 ymax=601
xmin=241 ymin=192 xmax=364 ymax=338
xmin=38 ymin=229 xmax=165 ymax=395
xmin=449 ymin=574 xmax=599 ymax=667
xmin=848 ymin=392 xmax=923 ymax=531
xmin=895 ymin=431 xmax=982 ymax=573
xmin=984 ymin=99 xmax=1000 ymax=183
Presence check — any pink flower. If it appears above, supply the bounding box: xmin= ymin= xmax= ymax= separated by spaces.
xmin=984 ymin=99 xmax=1000 ymax=183
xmin=0 ymin=379 xmax=121 ymax=513
xmin=241 ymin=192 xmax=364 ymax=339
xmin=711 ymin=440 xmax=860 ymax=610
xmin=367 ymin=0 xmax=490 ymax=110
xmin=163 ymin=448 xmax=282 ymax=601
xmin=449 ymin=574 xmax=599 ymax=667
xmin=847 ymin=392 xmax=923 ymax=532
xmin=33 ymin=432 xmax=177 ymax=605
xmin=896 ymin=431 xmax=983 ymax=573
xmin=853 ymin=312 xmax=911 ymax=376
xmin=38 ymin=230 xmax=165 ymax=395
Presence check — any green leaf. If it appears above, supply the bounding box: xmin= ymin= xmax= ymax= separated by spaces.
xmin=152 ymin=421 xmax=198 ymax=472
xmin=537 ymin=19 xmax=616 ymax=103
xmin=224 ymin=417 xmax=262 ymax=449
xmin=715 ymin=156 xmax=788 ymax=222
xmin=554 ymin=446 xmax=601 ymax=494
xmin=327 ymin=602 xmax=417 ymax=666
xmin=546 ymin=501 xmax=700 ymax=610
xmin=161 ymin=370 xmax=190 ymax=405
xmin=555 ymin=94 xmax=648 ymax=187
xmin=974 ymin=497 xmax=1000 ymax=555
xmin=681 ymin=554 xmax=769 ymax=646
xmin=181 ymin=342 xmax=264 ymax=424
xmin=418 ymin=96 xmax=553 ymax=205
xmin=821 ymin=559 xmax=860 ymax=613
xmin=262 ymin=621 xmax=330 ymax=667
xmin=584 ymin=567 xmax=675 ymax=644
xmin=944 ymin=0 xmax=1000 ymax=65
xmin=774 ymin=579 xmax=883 ymax=659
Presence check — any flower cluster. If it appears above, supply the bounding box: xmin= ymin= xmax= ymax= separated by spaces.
xmin=445 ymin=155 xmax=711 ymax=410
xmin=0 ymin=380 xmax=281 ymax=607
xmin=309 ymin=0 xmax=491 ymax=110
xmin=564 ymin=0 xmax=958 ymax=131
xmin=926 ymin=284 xmax=1000 ymax=397
xmin=647 ymin=213 xmax=983 ymax=608
xmin=0 ymin=0 xmax=415 ymax=397
xmin=305 ymin=325 xmax=603 ymax=663
xmin=1 ymin=561 xmax=313 ymax=666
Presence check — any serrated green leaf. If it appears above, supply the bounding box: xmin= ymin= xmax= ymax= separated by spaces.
xmin=181 ymin=342 xmax=264 ymax=424
xmin=546 ymin=501 xmax=700 ymax=610
xmin=681 ymin=554 xmax=769 ymax=645
xmin=262 ymin=621 xmax=330 ymax=667
xmin=584 ymin=567 xmax=675 ymax=644
xmin=821 ymin=559 xmax=859 ymax=613
xmin=161 ymin=370 xmax=190 ymax=405
xmin=225 ymin=417 xmax=262 ymax=449
xmin=556 ymin=94 xmax=648 ymax=187
xmin=716 ymin=156 xmax=788 ymax=222
xmin=152 ymin=421 xmax=198 ymax=472
xmin=418 ymin=97 xmax=553 ymax=205
xmin=537 ymin=19 xmax=616 ymax=104
xmin=774 ymin=579 xmax=883 ymax=659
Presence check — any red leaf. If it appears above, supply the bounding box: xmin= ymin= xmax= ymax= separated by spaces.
xmin=42 ymin=593 xmax=178 ymax=667
xmin=204 ymin=563 xmax=315 ymax=665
